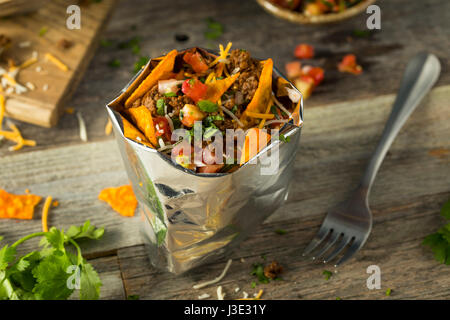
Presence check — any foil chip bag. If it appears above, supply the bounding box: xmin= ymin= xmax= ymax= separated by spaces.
xmin=106 ymin=44 xmax=304 ymax=273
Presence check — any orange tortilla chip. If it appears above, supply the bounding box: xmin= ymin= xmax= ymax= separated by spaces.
xmin=98 ymin=184 xmax=137 ymax=217
xmin=127 ymin=106 xmax=158 ymax=147
xmin=204 ymin=72 xmax=240 ymax=103
xmin=121 ymin=115 xmax=154 ymax=148
xmin=0 ymin=189 xmax=42 ymax=220
xmin=240 ymin=128 xmax=271 ymax=165
xmin=241 ymin=59 xmax=273 ymax=121
xmin=125 ymin=50 xmax=178 ymax=108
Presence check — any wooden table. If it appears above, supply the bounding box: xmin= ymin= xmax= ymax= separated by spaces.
xmin=1 ymin=0 xmax=449 ymax=300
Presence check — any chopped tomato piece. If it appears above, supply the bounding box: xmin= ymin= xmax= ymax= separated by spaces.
xmin=183 ymin=51 xmax=209 ymax=74
xmin=302 ymin=66 xmax=324 ymax=86
xmin=272 ymin=0 xmax=301 ymax=10
xmin=153 ymin=116 xmax=171 ymax=141
xmin=180 ymin=104 xmax=205 ymax=127
xmin=285 ymin=61 xmax=302 ymax=79
xmin=338 ymin=54 xmax=363 ymax=75
xmin=181 ymin=78 xmax=208 ymax=102
xmin=294 ymin=44 xmax=314 ymax=59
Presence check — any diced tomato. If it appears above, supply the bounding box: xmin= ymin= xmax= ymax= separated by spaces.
xmin=302 ymin=66 xmax=324 ymax=86
xmin=285 ymin=61 xmax=302 ymax=79
xmin=198 ymin=164 xmax=224 ymax=174
xmin=181 ymin=78 xmax=208 ymax=102
xmin=153 ymin=116 xmax=171 ymax=141
xmin=183 ymin=51 xmax=209 ymax=74
xmin=294 ymin=75 xmax=315 ymax=100
xmin=338 ymin=54 xmax=363 ymax=75
xmin=294 ymin=44 xmax=314 ymax=59
xmin=180 ymin=104 xmax=205 ymax=127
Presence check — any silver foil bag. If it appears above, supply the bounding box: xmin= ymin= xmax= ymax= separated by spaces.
xmin=106 ymin=51 xmax=304 ymax=274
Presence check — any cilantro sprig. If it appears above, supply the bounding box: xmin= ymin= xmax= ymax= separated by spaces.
xmin=423 ymin=199 xmax=450 ymax=265
xmin=0 ymin=220 xmax=104 ymax=300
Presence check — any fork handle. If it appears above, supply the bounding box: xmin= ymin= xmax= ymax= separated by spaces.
xmin=360 ymin=52 xmax=441 ymax=195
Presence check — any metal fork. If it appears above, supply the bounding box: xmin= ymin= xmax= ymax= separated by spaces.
xmin=302 ymin=52 xmax=441 ymax=267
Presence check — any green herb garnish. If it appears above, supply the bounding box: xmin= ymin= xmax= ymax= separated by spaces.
xmin=133 ymin=56 xmax=149 ymax=73
xmin=251 ymin=281 xmax=257 ymax=288
xmin=279 ymin=134 xmax=291 ymax=143
xmin=127 ymin=294 xmax=140 ymax=300
xmin=423 ymin=199 xmax=450 ymax=265
xmin=385 ymin=288 xmax=392 ymax=296
xmin=164 ymin=92 xmax=177 ymax=97
xmin=275 ymin=229 xmax=287 ymax=235
xmin=204 ymin=114 xmax=224 ymax=126
xmin=270 ymin=105 xmax=280 ymax=119
xmin=231 ymin=105 xmax=238 ymax=114
xmin=100 ymin=39 xmax=113 ymax=48
xmin=109 ymin=59 xmax=121 ymax=68
xmin=39 ymin=26 xmax=48 ymax=37
xmin=156 ymin=99 xmax=165 ymax=115
xmin=323 ymin=270 xmax=333 ymax=280
xmin=204 ymin=18 xmax=224 ymax=40
xmin=251 ymin=263 xmax=270 ymax=284
xmin=197 ymin=100 xmax=218 ymax=113
xmin=0 ymin=220 xmax=104 ymax=300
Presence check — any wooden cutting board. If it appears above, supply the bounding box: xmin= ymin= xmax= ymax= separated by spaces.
xmin=0 ymin=0 xmax=117 ymax=127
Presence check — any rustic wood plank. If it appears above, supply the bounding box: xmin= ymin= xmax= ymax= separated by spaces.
xmin=0 ymin=0 xmax=117 ymax=127
xmin=117 ymin=192 xmax=450 ymax=300
xmin=0 ymin=86 xmax=448 ymax=265
xmin=0 ymin=0 xmax=448 ymax=154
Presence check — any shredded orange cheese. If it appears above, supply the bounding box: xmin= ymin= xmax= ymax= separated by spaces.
xmin=105 ymin=118 xmax=113 ymax=135
xmin=52 ymin=200 xmax=59 ymax=207
xmin=245 ymin=111 xmax=275 ymax=120
xmin=19 ymin=57 xmax=38 ymax=69
xmin=238 ymin=289 xmax=264 ymax=300
xmin=2 ymin=73 xmax=17 ymax=86
xmin=0 ymin=93 xmax=5 ymax=130
xmin=209 ymin=42 xmax=232 ymax=67
xmin=0 ymin=189 xmax=42 ymax=220
xmin=45 ymin=53 xmax=69 ymax=72
xmin=0 ymin=122 xmax=36 ymax=151
xmin=259 ymin=97 xmax=274 ymax=129
xmin=41 ymin=196 xmax=53 ymax=232
xmin=98 ymin=184 xmax=137 ymax=217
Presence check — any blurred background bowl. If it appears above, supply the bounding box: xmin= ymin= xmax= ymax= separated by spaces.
xmin=256 ymin=0 xmax=376 ymax=25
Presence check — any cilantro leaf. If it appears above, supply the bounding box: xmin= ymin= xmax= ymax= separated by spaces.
xmin=423 ymin=232 xmax=450 ymax=265
xmin=79 ymin=261 xmax=102 ymax=300
xmin=204 ymin=18 xmax=224 ymax=40
xmin=323 ymin=270 xmax=333 ymax=280
xmin=251 ymin=263 xmax=270 ymax=284
xmin=0 ymin=245 xmax=16 ymax=270
xmin=133 ymin=56 xmax=149 ymax=73
xmin=65 ymin=220 xmax=104 ymax=241
xmin=441 ymin=199 xmax=450 ymax=219
xmin=275 ymin=229 xmax=287 ymax=235
xmin=198 ymin=100 xmax=218 ymax=113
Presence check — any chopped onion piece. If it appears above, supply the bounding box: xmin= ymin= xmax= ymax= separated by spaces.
xmin=219 ymin=105 xmax=244 ymax=128
xmin=158 ymin=138 xmax=165 ymax=148
xmin=272 ymin=93 xmax=292 ymax=117
xmin=286 ymin=87 xmax=301 ymax=103
xmin=165 ymin=115 xmax=174 ymax=132
xmin=231 ymin=67 xmax=240 ymax=75
xmin=76 ymin=112 xmax=88 ymax=142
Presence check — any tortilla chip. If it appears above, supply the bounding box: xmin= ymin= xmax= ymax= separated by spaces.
xmin=121 ymin=115 xmax=154 ymax=148
xmin=0 ymin=189 xmax=42 ymax=220
xmin=125 ymin=49 xmax=178 ymax=108
xmin=127 ymin=106 xmax=158 ymax=147
xmin=291 ymin=99 xmax=303 ymax=127
xmin=241 ymin=58 xmax=273 ymax=122
xmin=98 ymin=184 xmax=137 ymax=217
xmin=239 ymin=128 xmax=271 ymax=165
xmin=204 ymin=72 xmax=240 ymax=103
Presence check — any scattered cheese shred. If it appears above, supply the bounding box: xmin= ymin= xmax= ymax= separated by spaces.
xmin=259 ymin=97 xmax=274 ymax=129
xmin=52 ymin=200 xmax=59 ymax=207
xmin=209 ymin=42 xmax=232 ymax=68
xmin=246 ymin=111 xmax=275 ymax=120
xmin=45 ymin=53 xmax=69 ymax=72
xmin=19 ymin=57 xmax=38 ymax=69
xmin=2 ymin=73 xmax=17 ymax=86
xmin=0 ymin=189 xmax=42 ymax=220
xmin=65 ymin=107 xmax=75 ymax=114
xmin=41 ymin=196 xmax=53 ymax=232
xmin=217 ymin=286 xmax=225 ymax=300
xmin=0 ymin=122 xmax=36 ymax=151
xmin=0 ymin=93 xmax=5 ymax=130
xmin=105 ymin=118 xmax=113 ymax=135
xmin=238 ymin=289 xmax=264 ymax=300
xmin=193 ymin=259 xmax=232 ymax=290
xmin=98 ymin=184 xmax=137 ymax=217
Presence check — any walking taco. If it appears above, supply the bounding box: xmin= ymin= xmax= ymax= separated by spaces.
xmin=106 ymin=43 xmax=304 ymax=273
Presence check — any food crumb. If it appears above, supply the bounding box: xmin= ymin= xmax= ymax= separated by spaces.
xmin=43 ymin=84 xmax=49 ymax=91
xmin=198 ymin=293 xmax=210 ymax=300
xmin=264 ymin=261 xmax=283 ymax=280
xmin=242 ymin=291 xmax=248 ymax=299
xmin=234 ymin=287 xmax=240 ymax=293
xmin=35 ymin=66 xmax=42 ymax=72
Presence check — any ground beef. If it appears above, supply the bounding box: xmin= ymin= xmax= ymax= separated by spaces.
xmin=131 ymin=84 xmax=194 ymax=117
xmin=264 ymin=261 xmax=283 ymax=279
xmin=228 ymin=49 xmax=262 ymax=104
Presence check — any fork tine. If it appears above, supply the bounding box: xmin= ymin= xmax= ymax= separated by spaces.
xmin=334 ymin=238 xmax=363 ymax=267
xmin=312 ymin=231 xmax=341 ymax=260
xmin=323 ymin=235 xmax=352 ymax=263
xmin=302 ymin=225 xmax=330 ymax=256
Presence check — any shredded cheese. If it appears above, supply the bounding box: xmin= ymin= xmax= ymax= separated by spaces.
xmin=45 ymin=53 xmax=69 ymax=72
xmin=105 ymin=118 xmax=113 ymax=135
xmin=41 ymin=196 xmax=53 ymax=232
xmin=0 ymin=93 xmax=5 ymax=130
xmin=238 ymin=289 xmax=263 ymax=300
xmin=209 ymin=42 xmax=232 ymax=68
xmin=193 ymin=259 xmax=232 ymax=289
xmin=246 ymin=111 xmax=275 ymax=120
xmin=259 ymin=97 xmax=274 ymax=129
xmin=217 ymin=286 xmax=225 ymax=300
xmin=19 ymin=57 xmax=38 ymax=69
xmin=205 ymin=72 xmax=216 ymax=84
